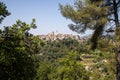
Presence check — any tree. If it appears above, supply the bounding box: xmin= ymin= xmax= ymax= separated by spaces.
xmin=59 ymin=0 xmax=108 ymax=49
xmin=60 ymin=0 xmax=120 ymax=79
xmin=56 ymin=51 xmax=90 ymax=80
xmin=0 ymin=2 xmax=10 ymax=24
xmin=36 ymin=62 xmax=52 ymax=80
xmin=0 ymin=19 xmax=37 ymax=80
xmin=0 ymin=2 xmax=45 ymax=80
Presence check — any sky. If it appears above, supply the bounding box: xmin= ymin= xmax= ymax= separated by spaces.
xmin=1 ymin=0 xmax=92 ymax=36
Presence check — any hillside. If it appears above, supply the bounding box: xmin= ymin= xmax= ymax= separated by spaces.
xmin=36 ymin=37 xmax=116 ymax=80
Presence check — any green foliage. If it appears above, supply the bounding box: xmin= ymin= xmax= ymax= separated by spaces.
xmin=36 ymin=51 xmax=90 ymax=80
xmin=97 ymin=38 xmax=116 ymax=52
xmin=0 ymin=1 xmax=117 ymax=80
xmin=39 ymin=38 xmax=83 ymax=62
xmin=91 ymin=54 xmax=116 ymax=80
xmin=0 ymin=19 xmax=38 ymax=80
xmin=59 ymin=0 xmax=109 ymax=50
xmin=0 ymin=2 xmax=10 ymax=23
xmin=56 ymin=51 xmax=90 ymax=80
xmin=36 ymin=62 xmax=52 ymax=80
xmin=59 ymin=0 xmax=108 ymax=33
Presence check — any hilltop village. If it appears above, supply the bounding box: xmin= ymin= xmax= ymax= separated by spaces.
xmin=38 ymin=31 xmax=87 ymax=43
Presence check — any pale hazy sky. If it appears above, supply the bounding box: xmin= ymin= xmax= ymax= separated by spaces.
xmin=1 ymin=0 xmax=92 ymax=36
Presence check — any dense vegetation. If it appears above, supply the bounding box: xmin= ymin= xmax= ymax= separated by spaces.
xmin=35 ymin=37 xmax=116 ymax=80
xmin=0 ymin=0 xmax=119 ymax=80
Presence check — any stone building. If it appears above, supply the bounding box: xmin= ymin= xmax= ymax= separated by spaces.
xmin=38 ymin=31 xmax=86 ymax=43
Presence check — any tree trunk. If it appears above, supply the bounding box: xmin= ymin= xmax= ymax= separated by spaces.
xmin=112 ymin=0 xmax=120 ymax=80
xmin=91 ymin=24 xmax=104 ymax=50
xmin=116 ymin=46 xmax=120 ymax=80
xmin=116 ymin=30 xmax=120 ymax=80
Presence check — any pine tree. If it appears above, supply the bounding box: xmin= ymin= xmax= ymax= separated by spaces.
xmin=0 ymin=2 xmax=10 ymax=23
xmin=0 ymin=19 xmax=37 ymax=80
xmin=60 ymin=0 xmax=120 ymax=79
xmin=59 ymin=0 xmax=108 ymax=49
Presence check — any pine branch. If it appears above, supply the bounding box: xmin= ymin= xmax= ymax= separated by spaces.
xmin=117 ymin=0 xmax=120 ymax=5
xmin=108 ymin=18 xmax=116 ymax=21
